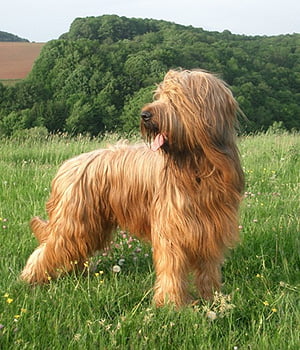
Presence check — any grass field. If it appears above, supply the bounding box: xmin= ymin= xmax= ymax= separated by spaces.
xmin=0 ymin=42 xmax=44 ymax=80
xmin=0 ymin=131 xmax=299 ymax=349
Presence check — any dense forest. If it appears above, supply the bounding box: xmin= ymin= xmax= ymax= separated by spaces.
xmin=0 ymin=15 xmax=299 ymax=136
xmin=0 ymin=31 xmax=28 ymax=42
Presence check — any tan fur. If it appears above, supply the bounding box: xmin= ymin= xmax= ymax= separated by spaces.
xmin=21 ymin=69 xmax=244 ymax=307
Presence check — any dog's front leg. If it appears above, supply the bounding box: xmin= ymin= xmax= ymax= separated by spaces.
xmin=193 ymin=258 xmax=222 ymax=300
xmin=152 ymin=234 xmax=191 ymax=307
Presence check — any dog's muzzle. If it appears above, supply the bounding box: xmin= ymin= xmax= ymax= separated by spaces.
xmin=141 ymin=111 xmax=152 ymax=122
xmin=141 ymin=110 xmax=160 ymax=139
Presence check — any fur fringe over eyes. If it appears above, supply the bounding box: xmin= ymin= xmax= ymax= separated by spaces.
xmin=21 ymin=69 xmax=244 ymax=307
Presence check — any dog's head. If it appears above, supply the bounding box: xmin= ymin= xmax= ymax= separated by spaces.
xmin=141 ymin=69 xmax=240 ymax=158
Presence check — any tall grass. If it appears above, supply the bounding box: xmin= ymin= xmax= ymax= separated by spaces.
xmin=0 ymin=132 xmax=299 ymax=349
xmin=0 ymin=79 xmax=22 ymax=86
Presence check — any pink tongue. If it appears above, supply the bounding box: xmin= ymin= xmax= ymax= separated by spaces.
xmin=151 ymin=134 xmax=165 ymax=151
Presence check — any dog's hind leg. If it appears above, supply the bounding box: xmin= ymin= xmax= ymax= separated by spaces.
xmin=21 ymin=216 xmax=113 ymax=284
xmin=20 ymin=230 xmax=83 ymax=284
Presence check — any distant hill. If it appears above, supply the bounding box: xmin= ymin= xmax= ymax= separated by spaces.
xmin=0 ymin=31 xmax=29 ymax=42
xmin=0 ymin=15 xmax=299 ymax=136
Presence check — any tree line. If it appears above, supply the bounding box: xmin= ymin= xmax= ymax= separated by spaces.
xmin=0 ymin=30 xmax=29 ymax=42
xmin=0 ymin=15 xmax=299 ymax=137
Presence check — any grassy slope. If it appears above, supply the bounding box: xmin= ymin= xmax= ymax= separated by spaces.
xmin=0 ymin=133 xmax=299 ymax=349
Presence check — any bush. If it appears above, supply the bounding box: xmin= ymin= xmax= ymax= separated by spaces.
xmin=11 ymin=126 xmax=49 ymax=141
xmin=266 ymin=121 xmax=287 ymax=135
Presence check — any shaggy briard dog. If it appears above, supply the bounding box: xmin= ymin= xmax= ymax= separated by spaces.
xmin=21 ymin=69 xmax=244 ymax=307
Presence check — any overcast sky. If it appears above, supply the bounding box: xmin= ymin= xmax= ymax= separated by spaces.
xmin=1 ymin=0 xmax=299 ymax=42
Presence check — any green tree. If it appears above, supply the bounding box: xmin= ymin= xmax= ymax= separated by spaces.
xmin=120 ymin=86 xmax=154 ymax=133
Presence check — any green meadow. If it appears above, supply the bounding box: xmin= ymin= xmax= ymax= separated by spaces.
xmin=0 ymin=131 xmax=299 ymax=349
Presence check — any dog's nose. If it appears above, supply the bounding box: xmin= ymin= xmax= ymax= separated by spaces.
xmin=141 ymin=111 xmax=152 ymax=122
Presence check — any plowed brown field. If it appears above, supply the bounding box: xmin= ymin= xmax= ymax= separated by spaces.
xmin=0 ymin=42 xmax=44 ymax=79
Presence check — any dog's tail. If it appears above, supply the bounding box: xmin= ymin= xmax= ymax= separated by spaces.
xmin=30 ymin=217 xmax=49 ymax=243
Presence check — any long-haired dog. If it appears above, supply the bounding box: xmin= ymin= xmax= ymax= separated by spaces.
xmin=21 ymin=69 xmax=244 ymax=307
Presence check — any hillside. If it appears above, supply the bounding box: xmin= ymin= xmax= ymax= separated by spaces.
xmin=0 ymin=42 xmax=44 ymax=79
xmin=0 ymin=30 xmax=29 ymax=42
xmin=0 ymin=15 xmax=299 ymax=136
